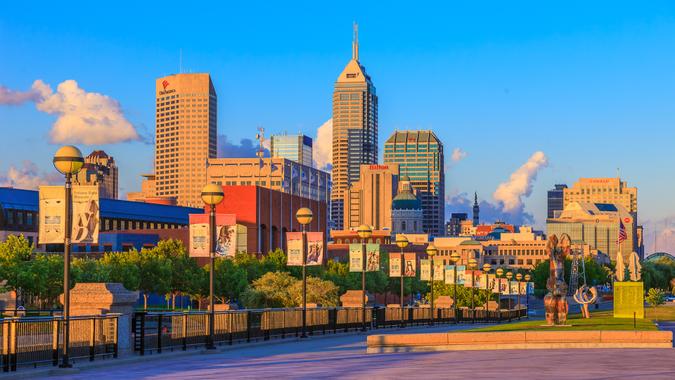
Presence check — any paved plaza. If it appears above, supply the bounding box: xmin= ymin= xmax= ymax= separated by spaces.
xmin=41 ymin=323 xmax=675 ymax=380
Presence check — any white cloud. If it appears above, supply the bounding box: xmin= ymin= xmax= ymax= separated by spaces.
xmin=0 ymin=161 xmax=61 ymax=190
xmin=493 ymin=151 xmax=548 ymax=213
xmin=313 ymin=118 xmax=332 ymax=171
xmin=0 ymin=79 xmax=140 ymax=145
xmin=451 ymin=148 xmax=467 ymax=162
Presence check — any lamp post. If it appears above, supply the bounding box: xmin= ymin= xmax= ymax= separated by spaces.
xmin=506 ymin=271 xmax=513 ymax=311
xmin=395 ymin=234 xmax=409 ymax=327
xmin=495 ymin=268 xmax=504 ymax=320
xmin=524 ymin=273 xmax=532 ymax=318
xmin=482 ymin=263 xmax=492 ymax=322
xmin=296 ymin=207 xmax=313 ymax=338
xmin=449 ymin=252 xmax=461 ymax=322
xmin=357 ymin=224 xmax=372 ymax=332
xmin=426 ymin=244 xmax=438 ymax=325
xmin=515 ymin=273 xmax=523 ymax=319
xmin=468 ymin=258 xmax=477 ymax=323
xmin=201 ymin=184 xmax=224 ymax=350
xmin=53 ymin=146 xmax=84 ymax=368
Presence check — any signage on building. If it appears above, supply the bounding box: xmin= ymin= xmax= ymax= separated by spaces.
xmin=368 ymin=164 xmax=389 ymax=171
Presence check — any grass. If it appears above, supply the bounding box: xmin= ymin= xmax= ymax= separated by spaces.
xmin=467 ymin=310 xmax=659 ymax=332
xmin=645 ymin=303 xmax=675 ymax=322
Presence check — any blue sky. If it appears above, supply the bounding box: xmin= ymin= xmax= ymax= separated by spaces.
xmin=2 ymin=1 xmax=675 ymax=251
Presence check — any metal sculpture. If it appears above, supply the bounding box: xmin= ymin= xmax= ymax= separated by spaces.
xmin=628 ymin=251 xmax=642 ymax=282
xmin=544 ymin=234 xmax=570 ymax=325
xmin=573 ymin=285 xmax=598 ymax=318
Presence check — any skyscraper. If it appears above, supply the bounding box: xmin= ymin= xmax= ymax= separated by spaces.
xmin=547 ymin=184 xmax=568 ymax=219
xmin=383 ymin=130 xmax=445 ymax=237
xmin=76 ymin=150 xmax=118 ymax=199
xmin=343 ymin=164 xmax=398 ymax=231
xmin=154 ymin=73 xmax=217 ymax=207
xmin=270 ymin=134 xmax=313 ymax=167
xmin=563 ymin=178 xmax=637 ymax=218
xmin=331 ymin=23 xmax=378 ymax=229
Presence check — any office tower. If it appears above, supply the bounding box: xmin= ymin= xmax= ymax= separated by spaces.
xmin=473 ymin=192 xmax=480 ymax=226
xmin=76 ymin=150 xmax=118 ymax=199
xmin=270 ymin=134 xmax=313 ymax=167
xmin=331 ymin=23 xmax=378 ymax=229
xmin=154 ymin=73 xmax=217 ymax=207
xmin=391 ymin=176 xmax=424 ymax=234
xmin=383 ymin=130 xmax=445 ymax=236
xmin=547 ymin=184 xmax=568 ymax=218
xmin=447 ymin=213 xmax=468 ymax=236
xmin=564 ymin=178 xmax=637 ymax=217
xmin=343 ymin=164 xmax=398 ymax=231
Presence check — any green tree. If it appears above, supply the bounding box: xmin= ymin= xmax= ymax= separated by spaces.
xmin=642 ymin=257 xmax=675 ymax=291
xmin=72 ymin=257 xmax=107 ymax=283
xmin=18 ymin=254 xmax=63 ymax=308
xmin=134 ymin=249 xmax=172 ymax=309
xmin=0 ymin=235 xmax=33 ymax=304
xmin=426 ymin=281 xmax=493 ymax=308
xmin=531 ymin=258 xmax=611 ymax=297
xmin=212 ymin=257 xmax=248 ymax=303
xmin=240 ymin=271 xmax=297 ymax=308
xmin=98 ymin=251 xmax=141 ymax=291
xmin=153 ymin=239 xmax=202 ymax=308
xmin=290 ymin=276 xmax=339 ymax=307
xmin=645 ymin=288 xmax=666 ymax=321
xmin=233 ymin=252 xmax=264 ymax=283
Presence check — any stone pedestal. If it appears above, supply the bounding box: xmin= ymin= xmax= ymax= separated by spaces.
xmin=340 ymin=290 xmax=373 ymax=308
xmin=435 ymin=296 xmax=454 ymax=308
xmin=60 ymin=283 xmax=139 ymax=355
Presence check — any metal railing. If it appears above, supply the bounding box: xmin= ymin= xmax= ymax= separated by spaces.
xmin=1 ymin=314 xmax=119 ymax=372
xmin=133 ymin=306 xmax=527 ymax=355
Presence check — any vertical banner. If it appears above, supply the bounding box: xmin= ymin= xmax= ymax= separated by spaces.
xmin=420 ymin=259 xmax=431 ymax=281
xmin=444 ymin=265 xmax=455 ymax=284
xmin=190 ymin=214 xmax=238 ymax=258
xmin=71 ymin=185 xmax=100 ymax=243
xmin=366 ymin=243 xmax=380 ymax=272
xmin=432 ymin=260 xmax=444 ymax=281
xmin=403 ymin=253 xmax=417 ymax=277
xmin=499 ymin=278 xmax=509 ymax=294
xmin=465 ymin=271 xmax=475 ymax=288
xmin=474 ymin=272 xmax=484 ymax=289
xmin=189 ymin=222 xmax=209 ymax=257
xmin=509 ymin=281 xmax=519 ymax=295
xmin=306 ymin=232 xmax=324 ymax=266
xmin=286 ymin=232 xmax=303 ymax=266
xmin=389 ymin=253 xmax=402 ymax=277
xmin=349 ymin=244 xmax=363 ymax=272
xmin=519 ymin=282 xmax=528 ymax=295
xmin=215 ymin=225 xmax=237 ymax=257
xmin=38 ymin=186 xmax=66 ymax=244
xmin=489 ymin=274 xmax=498 ymax=293
xmin=456 ymin=265 xmax=466 ymax=285
xmin=527 ymin=282 xmax=535 ymax=295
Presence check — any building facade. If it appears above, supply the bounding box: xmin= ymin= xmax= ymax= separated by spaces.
xmin=343 ymin=164 xmax=398 ymax=231
xmin=446 ymin=213 xmax=468 ymax=236
xmin=564 ymin=178 xmax=637 ymax=217
xmin=391 ymin=176 xmax=423 ymax=235
xmin=206 ymin=157 xmax=330 ymax=203
xmin=75 ymin=150 xmax=119 ymax=199
xmin=383 ymin=130 xmax=445 ymax=237
xmin=154 ymin=73 xmax=217 ymax=207
xmin=547 ymin=184 xmax=567 ymax=219
xmin=270 ymin=134 xmax=313 ymax=167
xmin=331 ymin=24 xmax=378 ymax=229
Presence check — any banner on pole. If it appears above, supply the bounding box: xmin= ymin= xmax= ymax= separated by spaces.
xmin=509 ymin=281 xmax=519 ymax=295
xmin=389 ymin=253 xmax=402 ymax=277
xmin=488 ymin=274 xmax=499 ymax=293
xmin=456 ymin=265 xmax=466 ymax=285
xmin=444 ymin=265 xmax=456 ymax=284
xmin=190 ymin=214 xmax=238 ymax=258
xmin=499 ymin=278 xmax=509 ymax=294
xmin=286 ymin=232 xmax=303 ymax=266
xmin=403 ymin=253 xmax=417 ymax=277
xmin=71 ymin=185 xmax=99 ymax=244
xmin=519 ymin=282 xmax=528 ymax=295
xmin=38 ymin=186 xmax=66 ymax=244
xmin=527 ymin=282 xmax=535 ymax=295
xmin=432 ymin=260 xmax=444 ymax=281
xmin=349 ymin=244 xmax=362 ymax=272
xmin=420 ymin=259 xmax=431 ymax=281
xmin=366 ymin=243 xmax=380 ymax=272
xmin=306 ymin=232 xmax=324 ymax=266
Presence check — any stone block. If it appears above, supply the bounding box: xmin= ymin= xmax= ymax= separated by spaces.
xmin=340 ymin=290 xmax=373 ymax=308
xmin=526 ymin=331 xmax=600 ymax=343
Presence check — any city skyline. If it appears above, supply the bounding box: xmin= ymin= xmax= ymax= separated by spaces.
xmin=2 ymin=2 xmax=675 ymax=253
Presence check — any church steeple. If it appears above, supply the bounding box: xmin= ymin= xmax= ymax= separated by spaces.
xmin=352 ymin=22 xmax=359 ymax=61
xmin=473 ymin=192 xmax=480 ymax=226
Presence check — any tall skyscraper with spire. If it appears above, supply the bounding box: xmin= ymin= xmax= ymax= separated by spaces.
xmin=330 ymin=23 xmax=378 ymax=229
xmin=473 ymin=192 xmax=480 ymax=226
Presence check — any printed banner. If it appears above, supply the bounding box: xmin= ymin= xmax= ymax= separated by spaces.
xmin=389 ymin=253 xmax=402 ymax=277
xmin=286 ymin=232 xmax=303 ymax=265
xmin=71 ymin=186 xmax=99 ymax=244
xmin=420 ymin=259 xmax=431 ymax=281
xmin=509 ymin=281 xmax=519 ymax=295
xmin=499 ymin=278 xmax=509 ymax=295
xmin=489 ymin=274 xmax=499 ymax=293
xmin=444 ymin=265 xmax=456 ymax=285
xmin=38 ymin=186 xmax=66 ymax=244
xmin=465 ymin=271 xmax=474 ymax=288
xmin=432 ymin=260 xmax=444 ymax=281
xmin=474 ymin=272 xmax=484 ymax=289
xmin=366 ymin=243 xmax=380 ymax=272
xmin=190 ymin=223 xmax=209 ymax=256
xmin=306 ymin=232 xmax=324 ymax=266
xmin=519 ymin=282 xmax=528 ymax=295
xmin=189 ymin=214 xmax=238 ymax=258
xmin=403 ymin=253 xmax=417 ymax=277
xmin=527 ymin=282 xmax=535 ymax=295
xmin=349 ymin=244 xmax=363 ymax=272
xmin=456 ymin=265 xmax=466 ymax=285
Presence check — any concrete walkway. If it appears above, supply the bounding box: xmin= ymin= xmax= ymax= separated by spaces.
xmin=35 ymin=322 xmax=674 ymax=380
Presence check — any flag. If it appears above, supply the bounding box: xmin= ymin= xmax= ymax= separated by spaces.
xmin=618 ymin=220 xmax=627 ymax=244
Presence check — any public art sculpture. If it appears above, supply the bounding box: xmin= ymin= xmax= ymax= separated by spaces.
xmin=544 ymin=234 xmax=571 ymax=325
xmin=628 ymin=251 xmax=642 ymax=282
xmin=573 ymin=285 xmax=598 ymax=319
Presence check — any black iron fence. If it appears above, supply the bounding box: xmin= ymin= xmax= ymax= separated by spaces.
xmin=133 ymin=306 xmax=527 ymax=355
xmin=1 ymin=314 xmax=119 ymax=372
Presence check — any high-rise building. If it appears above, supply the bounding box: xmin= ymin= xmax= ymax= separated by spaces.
xmin=331 ymin=23 xmax=378 ymax=229
xmin=564 ymin=178 xmax=637 ymax=217
xmin=447 ymin=213 xmax=468 ymax=236
xmin=472 ymin=192 xmax=480 ymax=226
xmin=76 ymin=150 xmax=118 ymax=199
xmin=383 ymin=130 xmax=445 ymax=237
xmin=343 ymin=164 xmax=398 ymax=231
xmin=154 ymin=73 xmax=217 ymax=207
xmin=270 ymin=134 xmax=313 ymax=167
xmin=547 ymin=184 xmax=568 ymax=218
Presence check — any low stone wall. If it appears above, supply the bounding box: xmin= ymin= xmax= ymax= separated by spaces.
xmin=366 ymin=330 xmax=673 ymax=353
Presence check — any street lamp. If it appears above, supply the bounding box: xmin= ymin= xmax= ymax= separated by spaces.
xmin=524 ymin=273 xmax=532 ymax=317
xmin=357 ymin=224 xmax=372 ymax=332
xmin=482 ymin=263 xmax=492 ymax=322
xmin=201 ymin=183 xmax=224 ymax=350
xmin=53 ymin=145 xmax=84 ymax=368
xmin=296 ymin=207 xmax=313 ymax=338
xmin=506 ymin=271 xmax=513 ymax=310
xmin=449 ymin=252 xmax=461 ymax=322
xmin=515 ymin=273 xmax=523 ymax=317
xmin=426 ymin=243 xmax=438 ymax=325
xmin=496 ymin=267 xmax=504 ymax=320
xmin=468 ymin=258 xmax=477 ymax=323
xmin=395 ymin=234 xmax=409 ymax=327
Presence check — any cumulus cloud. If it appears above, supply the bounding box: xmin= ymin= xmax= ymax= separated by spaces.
xmin=0 ymin=79 xmax=140 ymax=145
xmin=0 ymin=161 xmax=61 ymax=190
xmin=445 ymin=192 xmax=535 ymax=226
xmin=313 ymin=118 xmax=332 ymax=171
xmin=493 ymin=151 xmax=548 ymax=213
xmin=217 ymin=134 xmax=269 ymax=158
xmin=451 ymin=148 xmax=467 ymax=162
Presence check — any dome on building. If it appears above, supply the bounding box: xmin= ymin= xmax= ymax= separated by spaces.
xmin=459 ymin=239 xmax=482 ymax=246
xmin=392 ymin=191 xmax=421 ymax=210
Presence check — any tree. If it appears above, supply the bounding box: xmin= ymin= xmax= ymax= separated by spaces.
xmin=290 ymin=276 xmax=340 ymax=307
xmin=212 ymin=257 xmax=248 ymax=303
xmin=152 ymin=239 xmax=201 ymax=308
xmin=531 ymin=258 xmax=611 ymax=297
xmin=98 ymin=251 xmax=140 ymax=292
xmin=134 ymin=249 xmax=172 ymax=309
xmin=426 ymin=281 xmax=492 ymax=308
xmin=72 ymin=257 xmax=107 ymax=283
xmin=18 ymin=254 xmax=63 ymax=308
xmin=240 ymin=271 xmax=296 ymax=308
xmin=233 ymin=252 xmax=264 ymax=283
xmin=0 ymin=235 xmax=33 ymax=305
xmin=645 ymin=288 xmax=666 ymax=321
xmin=642 ymin=257 xmax=675 ymax=292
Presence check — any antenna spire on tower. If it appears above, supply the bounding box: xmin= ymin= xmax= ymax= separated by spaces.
xmin=352 ymin=22 xmax=359 ymax=61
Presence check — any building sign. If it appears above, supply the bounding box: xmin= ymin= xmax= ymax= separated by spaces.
xmin=389 ymin=253 xmax=402 ymax=277
xmin=403 ymin=253 xmax=416 ymax=277
xmin=349 ymin=244 xmax=362 ymax=272
xmin=368 ymin=164 xmax=389 ymax=171
xmin=614 ymin=281 xmax=644 ymax=318
xmin=306 ymin=232 xmax=324 ymax=266
xmin=189 ymin=214 xmax=237 ymax=258
xmin=286 ymin=232 xmax=303 ymax=266
xmin=420 ymin=259 xmax=431 ymax=281
xmin=366 ymin=244 xmax=380 ymax=272
xmin=38 ymin=186 xmax=66 ymax=244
